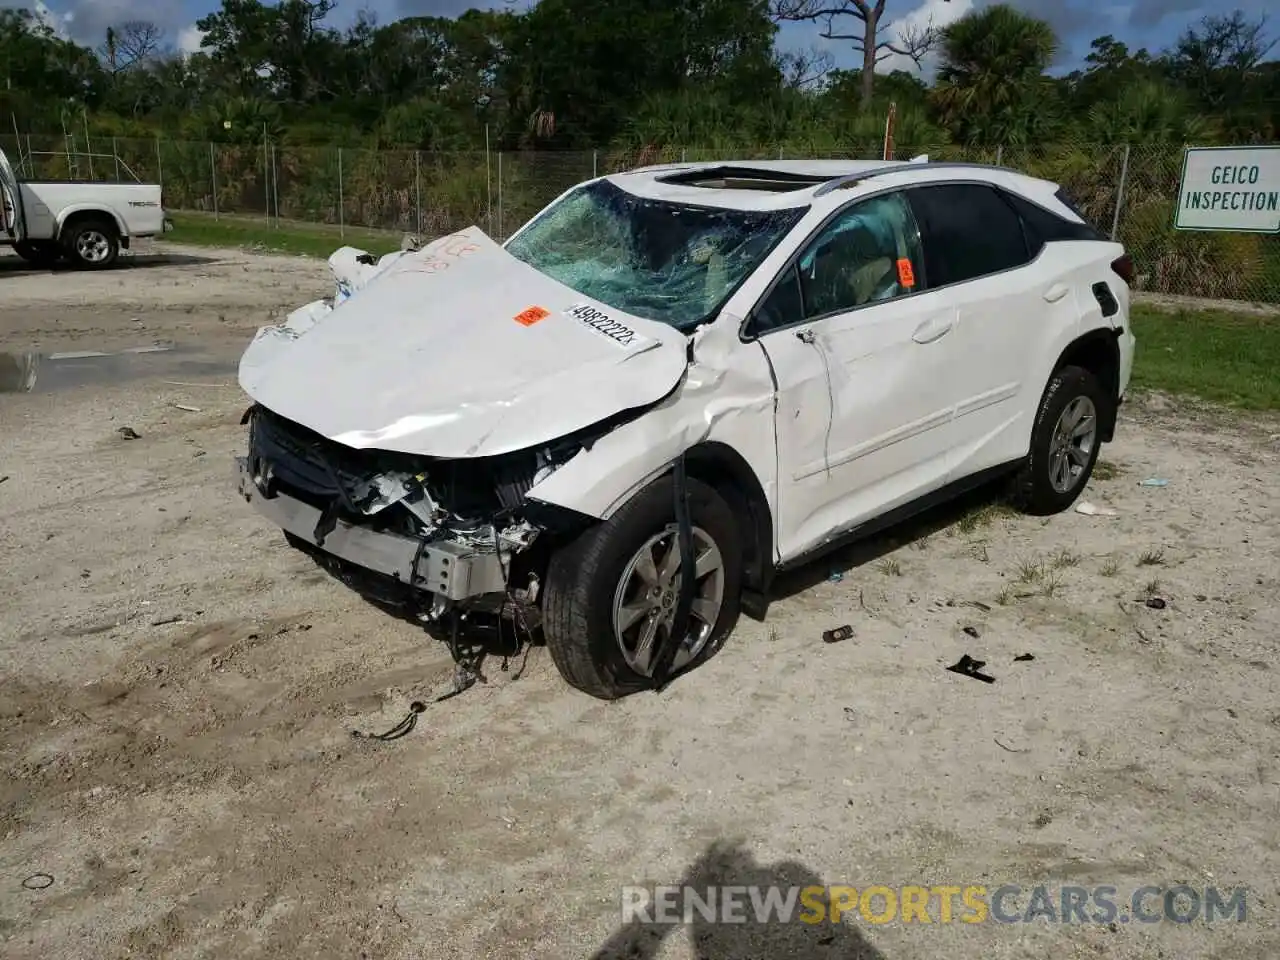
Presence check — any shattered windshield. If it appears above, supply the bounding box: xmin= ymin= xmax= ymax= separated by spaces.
xmin=504 ymin=179 xmax=807 ymax=329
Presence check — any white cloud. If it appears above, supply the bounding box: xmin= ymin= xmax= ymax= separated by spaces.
xmin=876 ymin=0 xmax=973 ymax=75
xmin=176 ymin=24 xmax=204 ymax=55
xmin=32 ymin=0 xmax=74 ymax=39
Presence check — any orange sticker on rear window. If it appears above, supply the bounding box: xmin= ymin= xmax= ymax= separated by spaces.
xmin=514 ymin=306 xmax=550 ymax=326
xmin=896 ymin=258 xmax=916 ymax=288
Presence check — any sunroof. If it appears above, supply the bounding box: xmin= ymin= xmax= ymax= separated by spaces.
xmin=656 ymin=166 xmax=836 ymax=192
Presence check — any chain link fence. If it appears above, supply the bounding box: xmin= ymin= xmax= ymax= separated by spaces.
xmin=2 ymin=134 xmax=1276 ymax=304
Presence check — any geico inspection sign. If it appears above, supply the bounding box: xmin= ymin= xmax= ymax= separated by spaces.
xmin=1175 ymin=145 xmax=1280 ymax=233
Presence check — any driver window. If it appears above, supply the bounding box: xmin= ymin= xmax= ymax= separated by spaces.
xmin=796 ymin=191 xmax=924 ymax=319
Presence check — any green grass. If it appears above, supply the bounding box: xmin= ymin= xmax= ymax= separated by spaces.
xmin=165 ymin=211 xmax=403 ymax=259
xmin=1130 ymin=304 xmax=1280 ymax=410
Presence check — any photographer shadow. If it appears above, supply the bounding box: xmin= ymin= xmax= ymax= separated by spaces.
xmin=591 ymin=841 xmax=887 ymax=960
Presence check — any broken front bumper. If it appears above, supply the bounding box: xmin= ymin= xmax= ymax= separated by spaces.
xmin=234 ymin=456 xmax=508 ymax=601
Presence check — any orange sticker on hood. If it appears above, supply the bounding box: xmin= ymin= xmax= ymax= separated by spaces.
xmin=896 ymin=258 xmax=916 ymax=288
xmin=514 ymin=306 xmax=550 ymax=326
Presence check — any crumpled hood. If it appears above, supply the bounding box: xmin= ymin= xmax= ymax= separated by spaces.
xmin=238 ymin=227 xmax=690 ymax=458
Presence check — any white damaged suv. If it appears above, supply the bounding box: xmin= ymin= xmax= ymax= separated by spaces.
xmin=235 ymin=158 xmax=1136 ymax=698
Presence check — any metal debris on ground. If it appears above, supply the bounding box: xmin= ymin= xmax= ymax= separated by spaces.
xmin=116 ymin=426 xmax=140 ymax=440
xmin=1138 ymin=477 xmax=1170 ymax=487
xmin=823 ymin=624 xmax=855 ymax=644
xmin=946 ymin=654 xmax=996 ymax=684
xmin=22 ymin=873 xmax=54 ymax=890
xmin=1075 ymin=501 xmax=1118 ymax=516
xmin=169 ymin=402 xmax=202 ymax=413
xmin=1013 ymin=653 xmax=1036 ymax=662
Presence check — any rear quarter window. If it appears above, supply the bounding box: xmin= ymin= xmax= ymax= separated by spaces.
xmin=1004 ymin=190 xmax=1106 ymax=256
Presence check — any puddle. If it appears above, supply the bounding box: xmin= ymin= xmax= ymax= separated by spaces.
xmin=0 ymin=343 xmax=238 ymax=394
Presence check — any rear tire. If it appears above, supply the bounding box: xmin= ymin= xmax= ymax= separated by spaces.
xmin=542 ymin=474 xmax=743 ymax=699
xmin=13 ymin=240 xmax=61 ymax=267
xmin=62 ymin=218 xmax=120 ymax=269
xmin=1010 ymin=364 xmax=1107 ymax=515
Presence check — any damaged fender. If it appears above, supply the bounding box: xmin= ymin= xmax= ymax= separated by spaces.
xmin=526 ymin=317 xmax=780 ymax=547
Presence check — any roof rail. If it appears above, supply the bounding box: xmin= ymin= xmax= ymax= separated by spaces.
xmin=812 ymin=160 xmax=1023 ymax=197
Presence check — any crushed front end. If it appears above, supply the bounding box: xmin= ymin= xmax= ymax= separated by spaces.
xmin=234 ymin=403 xmax=578 ymax=629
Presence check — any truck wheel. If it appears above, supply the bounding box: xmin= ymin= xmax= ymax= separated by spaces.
xmin=63 ymin=218 xmax=120 ymax=269
xmin=542 ymin=474 xmax=743 ymax=699
xmin=13 ymin=240 xmax=62 ymax=267
xmin=1010 ymin=364 xmax=1108 ymax=515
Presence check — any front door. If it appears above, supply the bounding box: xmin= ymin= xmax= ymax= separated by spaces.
xmin=751 ymin=190 xmax=963 ymax=562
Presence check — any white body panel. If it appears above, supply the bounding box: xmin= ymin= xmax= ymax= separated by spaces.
xmin=238 ymin=228 xmax=690 ymax=459
xmin=240 ymin=158 xmax=1136 ymax=571
xmin=0 ymin=148 xmax=165 ymax=245
xmin=15 ymin=181 xmax=165 ymax=241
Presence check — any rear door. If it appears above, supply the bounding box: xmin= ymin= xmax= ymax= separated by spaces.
xmin=903 ymin=183 xmax=1062 ymax=478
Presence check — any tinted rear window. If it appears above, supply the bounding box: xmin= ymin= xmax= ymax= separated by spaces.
xmin=906 ymin=184 xmax=1031 ymax=287
xmin=1054 ymin=188 xmax=1105 ymax=232
xmin=1004 ymin=190 xmax=1105 ymax=254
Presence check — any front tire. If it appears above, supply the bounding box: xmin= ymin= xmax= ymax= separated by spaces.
xmin=542 ymin=474 xmax=743 ymax=699
xmin=1010 ymin=364 xmax=1108 ymax=515
xmin=63 ymin=218 xmax=120 ymax=269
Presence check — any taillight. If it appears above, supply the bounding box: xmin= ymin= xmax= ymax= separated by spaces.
xmin=1111 ymin=253 xmax=1134 ymax=286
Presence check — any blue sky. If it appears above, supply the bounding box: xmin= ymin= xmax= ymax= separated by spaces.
xmin=15 ymin=0 xmax=1276 ymax=76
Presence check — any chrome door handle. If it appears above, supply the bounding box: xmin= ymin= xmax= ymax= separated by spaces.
xmin=1043 ymin=283 xmax=1069 ymax=303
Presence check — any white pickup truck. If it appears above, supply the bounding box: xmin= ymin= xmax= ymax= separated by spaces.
xmin=0 ymin=146 xmax=170 ymax=269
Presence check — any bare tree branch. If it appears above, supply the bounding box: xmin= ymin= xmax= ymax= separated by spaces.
xmin=780 ymin=46 xmax=835 ymax=88
xmin=99 ymin=20 xmax=163 ymax=73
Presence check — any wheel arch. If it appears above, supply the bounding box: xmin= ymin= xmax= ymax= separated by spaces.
xmin=682 ymin=440 xmax=774 ymax=599
xmin=1051 ymin=328 xmax=1121 ymax=441
xmin=56 ymin=206 xmax=128 ymax=243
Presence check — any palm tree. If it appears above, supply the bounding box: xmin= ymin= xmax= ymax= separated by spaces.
xmin=931 ymin=4 xmax=1059 ymax=144
xmin=1086 ymin=81 xmax=1209 ymax=144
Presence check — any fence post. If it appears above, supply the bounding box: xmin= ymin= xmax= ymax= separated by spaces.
xmin=155 ymin=137 xmax=163 ymax=193
xmin=112 ymin=137 xmax=120 ymax=181
xmin=592 ymin=150 xmax=598 ymax=179
xmin=271 ymin=142 xmax=281 ymax=228
xmin=681 ymin=148 xmax=686 ymax=163
xmin=995 ymin=144 xmax=1003 ymax=166
xmin=262 ymin=135 xmax=270 ymax=225
xmin=414 ymin=150 xmax=422 ymax=237
xmin=1111 ymin=144 xmax=1131 ymax=241
xmin=210 ymin=143 xmax=219 ymax=219
xmin=497 ymin=151 xmax=503 ymax=241
xmin=485 ymin=127 xmax=493 ymax=236
xmin=338 ymin=147 xmax=345 ymax=238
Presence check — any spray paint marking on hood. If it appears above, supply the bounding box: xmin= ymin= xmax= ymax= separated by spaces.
xmin=238 ymin=226 xmax=690 ymax=459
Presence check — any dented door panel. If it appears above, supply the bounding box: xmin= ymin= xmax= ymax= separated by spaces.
xmin=759 ymin=293 xmax=962 ymax=563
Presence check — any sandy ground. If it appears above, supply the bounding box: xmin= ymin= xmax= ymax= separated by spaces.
xmin=2 ymin=245 xmax=1279 ymax=960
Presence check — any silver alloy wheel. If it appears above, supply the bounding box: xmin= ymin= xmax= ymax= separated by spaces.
xmin=611 ymin=524 xmax=725 ymax=677
xmin=75 ymin=229 xmax=112 ymax=263
xmin=1048 ymin=395 xmax=1097 ymax=494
